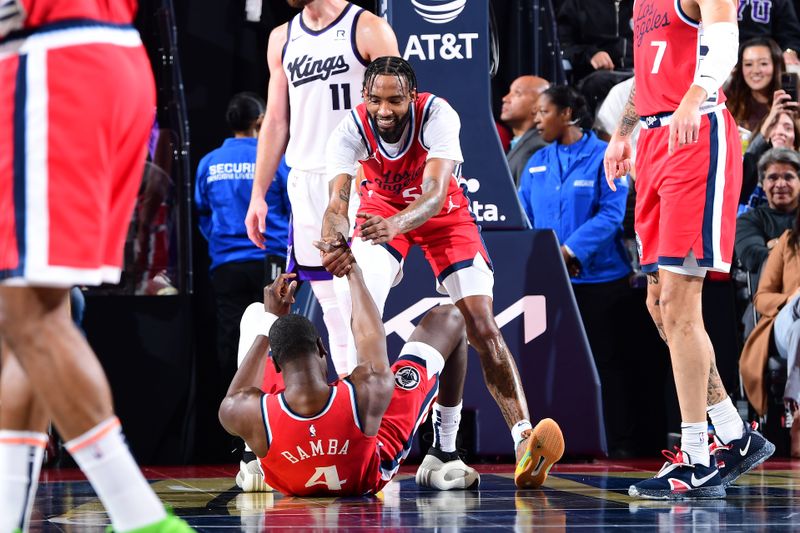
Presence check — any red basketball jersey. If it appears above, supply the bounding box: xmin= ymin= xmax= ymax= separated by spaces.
xmin=18 ymin=0 xmax=138 ymax=27
xmin=258 ymin=380 xmax=382 ymax=496
xmin=633 ymin=0 xmax=725 ymax=116
xmin=354 ymin=92 xmax=462 ymax=205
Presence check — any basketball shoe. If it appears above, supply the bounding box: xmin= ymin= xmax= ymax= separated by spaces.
xmin=416 ymin=446 xmax=480 ymax=490
xmin=628 ymin=448 xmax=726 ymax=500
xmin=107 ymin=508 xmax=195 ymax=532
xmin=514 ymin=418 xmax=565 ymax=489
xmin=236 ymin=459 xmax=273 ymax=492
xmin=710 ymin=421 xmax=775 ymax=487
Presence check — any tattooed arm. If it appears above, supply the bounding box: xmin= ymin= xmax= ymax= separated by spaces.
xmin=324 ymin=115 xmax=371 ymax=242
xmin=358 ymin=158 xmax=454 ymax=245
xmin=322 ymin=173 xmax=354 ymax=241
xmin=616 ymin=83 xmax=639 ymax=138
xmin=603 ymin=81 xmax=637 ymax=191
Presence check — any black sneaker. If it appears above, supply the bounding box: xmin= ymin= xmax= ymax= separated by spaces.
xmin=711 ymin=421 xmax=775 ymax=487
xmin=628 ymin=448 xmax=726 ymax=500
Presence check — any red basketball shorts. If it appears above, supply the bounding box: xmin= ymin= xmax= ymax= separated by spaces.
xmin=634 ymin=105 xmax=742 ymax=273
xmin=0 ymin=21 xmax=156 ymax=287
xmin=355 ymin=187 xmax=492 ymax=283
xmin=371 ymin=341 xmax=444 ymax=491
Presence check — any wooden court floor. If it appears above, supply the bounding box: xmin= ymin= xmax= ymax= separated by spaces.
xmin=29 ymin=460 xmax=800 ymax=531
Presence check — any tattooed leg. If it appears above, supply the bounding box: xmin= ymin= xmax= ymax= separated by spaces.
xmin=645 ymin=272 xmax=667 ymax=342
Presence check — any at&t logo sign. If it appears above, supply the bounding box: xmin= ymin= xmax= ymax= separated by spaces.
xmin=411 ymin=0 xmax=466 ymax=24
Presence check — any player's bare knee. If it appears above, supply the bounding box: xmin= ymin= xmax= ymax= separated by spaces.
xmin=464 ymin=314 xmax=501 ymax=353
xmin=425 ymin=304 xmax=465 ymax=333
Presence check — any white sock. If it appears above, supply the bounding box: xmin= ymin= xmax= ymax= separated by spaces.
xmin=707 ymin=397 xmax=744 ymax=444
xmin=65 ymin=418 xmax=166 ymax=531
xmin=0 ymin=430 xmax=47 ymax=533
xmin=432 ymin=402 xmax=462 ymax=453
xmin=511 ymin=420 xmax=533 ymax=451
xmin=680 ymin=421 xmax=710 ymax=467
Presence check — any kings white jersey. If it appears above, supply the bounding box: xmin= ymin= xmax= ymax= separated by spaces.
xmin=282 ymin=3 xmax=368 ymax=173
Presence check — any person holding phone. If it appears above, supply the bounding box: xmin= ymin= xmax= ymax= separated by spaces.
xmin=726 ymin=37 xmax=786 ymax=134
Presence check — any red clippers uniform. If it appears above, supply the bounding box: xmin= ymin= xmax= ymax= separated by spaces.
xmin=0 ymin=1 xmax=156 ymax=287
xmin=632 ymin=0 xmax=741 ymax=272
xmin=258 ymin=346 xmax=441 ymax=496
xmin=351 ymin=93 xmax=491 ymax=283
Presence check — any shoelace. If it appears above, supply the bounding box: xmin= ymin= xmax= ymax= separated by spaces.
xmin=661 ymin=446 xmax=686 ymax=465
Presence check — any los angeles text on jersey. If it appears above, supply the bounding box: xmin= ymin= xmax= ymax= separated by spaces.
xmin=280 ymin=439 xmax=351 ymax=464
xmin=286 ymin=54 xmax=349 ymax=87
xmin=634 ymin=0 xmax=672 ymax=46
xmin=373 ymin=168 xmax=424 ymax=194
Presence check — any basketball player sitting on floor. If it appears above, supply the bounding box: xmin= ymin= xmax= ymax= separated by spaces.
xmin=218 ymin=236 xmax=480 ymax=496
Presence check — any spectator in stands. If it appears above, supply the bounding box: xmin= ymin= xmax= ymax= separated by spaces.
xmin=736 ymin=148 xmax=800 ymax=276
xmin=741 ymin=190 xmax=800 ymax=457
xmin=195 ymin=92 xmax=291 ymax=384
xmin=726 ymin=37 xmax=785 ymax=134
xmin=738 ymin=0 xmax=800 ymax=66
xmin=736 ymin=148 xmax=800 ymax=342
xmin=741 ymin=91 xmax=800 ymax=203
xmin=517 ymin=85 xmax=633 ymax=456
xmin=557 ymin=0 xmax=633 ymax=115
xmin=500 ymin=75 xmax=550 ymax=185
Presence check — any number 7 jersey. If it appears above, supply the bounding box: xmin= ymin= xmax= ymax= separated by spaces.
xmin=633 ymin=0 xmax=726 ymax=116
xmin=282 ymin=3 xmax=368 ymax=173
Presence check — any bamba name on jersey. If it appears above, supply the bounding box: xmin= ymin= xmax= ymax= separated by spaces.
xmin=280 ymin=439 xmax=351 ymax=464
xmin=286 ymin=54 xmax=350 ymax=87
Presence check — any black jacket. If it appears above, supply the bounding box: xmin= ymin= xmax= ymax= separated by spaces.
xmin=738 ymin=0 xmax=800 ymax=52
xmin=735 ymin=205 xmax=797 ymax=274
xmin=557 ymin=0 xmax=633 ymax=82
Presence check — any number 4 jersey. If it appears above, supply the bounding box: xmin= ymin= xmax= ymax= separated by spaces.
xmin=258 ymin=380 xmax=382 ymax=496
xmin=282 ymin=3 xmax=368 ymax=173
xmin=633 ymin=0 xmax=726 ymax=116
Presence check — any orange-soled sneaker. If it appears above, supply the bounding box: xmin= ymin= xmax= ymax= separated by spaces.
xmin=514 ymin=418 xmax=565 ymax=489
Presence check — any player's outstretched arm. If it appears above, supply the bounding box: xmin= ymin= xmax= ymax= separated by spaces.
xmin=314 ymin=237 xmax=394 ymax=435
xmin=603 ymin=82 xmax=637 ymax=190
xmin=218 ymin=273 xmax=297 ymax=456
xmin=246 ymin=24 xmax=291 ymax=249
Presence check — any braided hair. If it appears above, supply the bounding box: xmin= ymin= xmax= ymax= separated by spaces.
xmin=362 ymin=56 xmax=418 ymax=96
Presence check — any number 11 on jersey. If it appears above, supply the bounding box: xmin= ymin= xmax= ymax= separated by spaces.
xmin=330 ymin=83 xmax=352 ymax=111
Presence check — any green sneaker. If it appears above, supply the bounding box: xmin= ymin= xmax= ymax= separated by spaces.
xmin=106 ymin=511 xmax=195 ymax=533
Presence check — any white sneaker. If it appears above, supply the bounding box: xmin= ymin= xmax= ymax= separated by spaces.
xmin=236 ymin=459 xmax=273 ymax=492
xmin=415 ymin=448 xmax=480 ymax=490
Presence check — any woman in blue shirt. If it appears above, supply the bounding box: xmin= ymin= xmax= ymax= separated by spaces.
xmin=195 ymin=93 xmax=291 ymax=384
xmin=517 ymin=85 xmax=634 ymax=456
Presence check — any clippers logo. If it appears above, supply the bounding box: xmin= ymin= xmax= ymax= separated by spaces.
xmin=394 ymin=366 xmax=421 ymax=390
xmin=411 ymin=0 xmax=466 ymax=24
xmin=286 ymin=54 xmax=349 ymax=87
xmin=645 ymin=116 xmax=658 ymax=127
